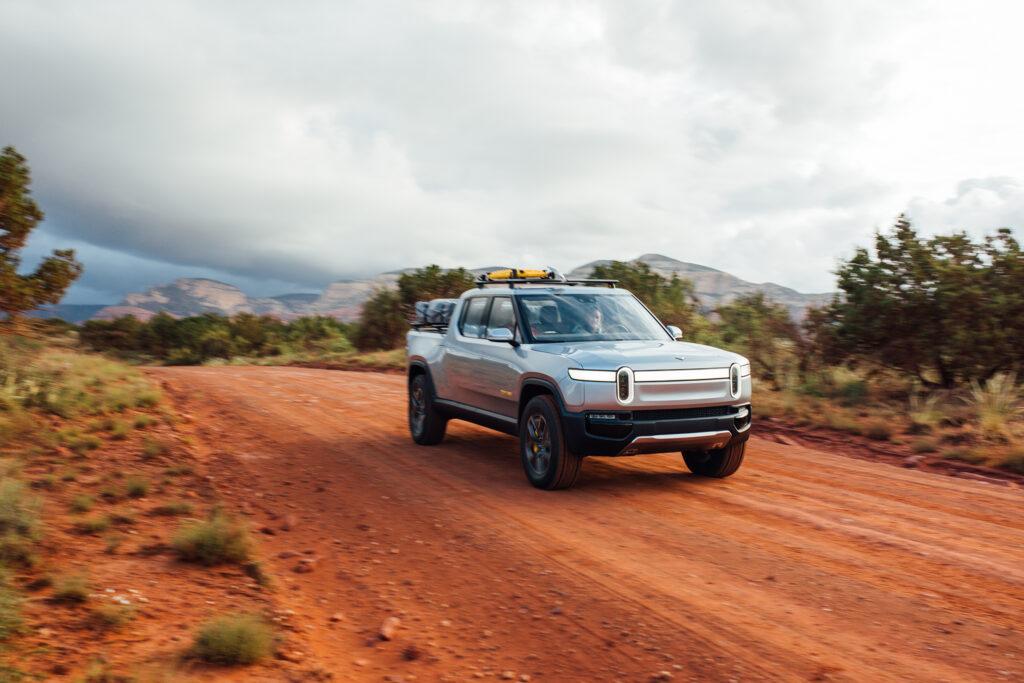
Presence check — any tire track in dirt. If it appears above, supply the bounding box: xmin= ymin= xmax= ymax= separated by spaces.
xmin=150 ymin=367 xmax=1024 ymax=682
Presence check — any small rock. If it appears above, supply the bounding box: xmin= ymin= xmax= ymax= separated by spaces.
xmin=293 ymin=558 xmax=317 ymax=573
xmin=329 ymin=613 xmax=345 ymax=623
xmin=551 ymin=606 xmax=563 ymax=615
xmin=354 ymin=658 xmax=368 ymax=667
xmin=259 ymin=525 xmax=276 ymax=535
xmin=50 ymin=662 xmax=70 ymax=675
xmin=903 ymin=455 xmax=926 ymax=467
xmin=402 ymin=644 xmax=422 ymax=661
xmin=519 ymin=676 xmax=531 ymax=682
xmin=281 ymin=514 xmax=298 ymax=531
xmin=501 ymin=672 xmax=516 ymax=680
xmin=278 ymin=550 xmax=300 ymax=559
xmin=276 ymin=650 xmax=305 ymax=662
xmin=380 ymin=616 xmax=401 ymax=640
xmin=439 ymin=619 xmax=452 ymax=627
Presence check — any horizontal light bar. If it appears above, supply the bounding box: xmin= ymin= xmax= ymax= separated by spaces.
xmin=567 ymin=369 xmax=615 ymax=382
xmin=633 ymin=368 xmax=729 ymax=382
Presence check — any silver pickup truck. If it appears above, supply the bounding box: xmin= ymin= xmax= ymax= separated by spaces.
xmin=406 ymin=270 xmax=752 ymax=489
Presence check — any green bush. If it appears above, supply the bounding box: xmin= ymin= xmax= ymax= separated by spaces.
xmin=863 ymin=419 xmax=893 ymax=441
xmin=172 ymin=513 xmax=253 ymax=565
xmin=189 ymin=613 xmax=273 ymax=664
xmin=70 ymin=494 xmax=95 ymax=513
xmin=74 ymin=517 xmax=110 ymax=535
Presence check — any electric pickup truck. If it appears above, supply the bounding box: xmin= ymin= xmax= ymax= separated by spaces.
xmin=405 ymin=269 xmax=752 ymax=489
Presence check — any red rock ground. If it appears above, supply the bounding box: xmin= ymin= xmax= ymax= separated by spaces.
xmin=10 ymin=366 xmax=1023 ymax=681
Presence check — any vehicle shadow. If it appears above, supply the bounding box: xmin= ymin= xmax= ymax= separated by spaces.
xmin=404 ymin=425 xmax=723 ymax=494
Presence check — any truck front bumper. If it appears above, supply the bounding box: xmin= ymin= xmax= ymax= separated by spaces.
xmin=560 ymin=404 xmax=751 ymax=457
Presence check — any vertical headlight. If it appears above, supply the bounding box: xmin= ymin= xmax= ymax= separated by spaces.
xmin=616 ymin=366 xmax=634 ymax=404
xmin=729 ymin=363 xmax=741 ymax=398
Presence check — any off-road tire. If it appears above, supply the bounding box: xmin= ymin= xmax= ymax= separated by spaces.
xmin=519 ymin=395 xmax=582 ymax=490
xmin=409 ymin=373 xmax=446 ymax=445
xmin=683 ymin=441 xmax=746 ymax=478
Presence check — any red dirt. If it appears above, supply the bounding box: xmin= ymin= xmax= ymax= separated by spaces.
xmin=137 ymin=366 xmax=1024 ymax=682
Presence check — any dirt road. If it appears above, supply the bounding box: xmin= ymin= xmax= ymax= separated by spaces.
xmin=150 ymin=367 xmax=1024 ymax=682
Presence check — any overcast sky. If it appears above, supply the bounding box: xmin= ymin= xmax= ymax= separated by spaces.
xmin=3 ymin=0 xmax=1023 ymax=304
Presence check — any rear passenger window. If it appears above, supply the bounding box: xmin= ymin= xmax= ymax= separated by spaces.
xmin=486 ymin=297 xmax=516 ymax=336
xmin=459 ymin=297 xmax=489 ymax=338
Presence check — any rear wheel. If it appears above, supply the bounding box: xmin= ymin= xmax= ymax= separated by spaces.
xmin=683 ymin=441 xmax=745 ymax=478
xmin=520 ymin=395 xmax=581 ymax=490
xmin=409 ymin=374 xmax=446 ymax=445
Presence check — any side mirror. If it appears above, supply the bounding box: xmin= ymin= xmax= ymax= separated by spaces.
xmin=486 ymin=328 xmax=517 ymax=345
xmin=667 ymin=325 xmax=683 ymax=340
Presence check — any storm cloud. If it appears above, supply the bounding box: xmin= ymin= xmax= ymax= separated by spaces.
xmin=3 ymin=0 xmax=1022 ymax=302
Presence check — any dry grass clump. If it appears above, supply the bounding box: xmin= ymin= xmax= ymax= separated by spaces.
xmin=172 ymin=512 xmax=253 ymax=566
xmin=0 ymin=479 xmax=42 ymax=565
xmin=188 ymin=613 xmax=273 ymax=664
xmin=863 ymin=418 xmax=893 ymax=441
xmin=151 ymin=501 xmax=194 ymax=516
xmin=968 ymin=372 xmax=1023 ymax=442
xmin=89 ymin=603 xmax=135 ymax=630
xmin=51 ymin=572 xmax=90 ymax=603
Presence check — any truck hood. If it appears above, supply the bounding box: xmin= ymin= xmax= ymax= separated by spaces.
xmin=530 ymin=340 xmax=746 ymax=371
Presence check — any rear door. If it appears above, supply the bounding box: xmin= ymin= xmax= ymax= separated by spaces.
xmin=444 ymin=295 xmax=524 ymax=417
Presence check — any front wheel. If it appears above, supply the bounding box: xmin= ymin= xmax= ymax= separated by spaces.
xmin=683 ymin=441 xmax=746 ymax=478
xmin=519 ymin=395 xmax=582 ymax=490
xmin=409 ymin=374 xmax=446 ymax=445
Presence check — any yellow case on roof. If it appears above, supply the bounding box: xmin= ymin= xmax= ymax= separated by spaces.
xmin=485 ymin=268 xmax=550 ymax=280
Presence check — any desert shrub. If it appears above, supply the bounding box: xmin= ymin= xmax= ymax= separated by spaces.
xmin=141 ymin=437 xmax=168 ymax=460
xmin=940 ymin=446 xmax=986 ymax=464
xmin=51 ymin=573 xmax=90 ymax=603
xmin=103 ymin=534 xmax=123 ymax=554
xmin=835 ymin=380 xmax=868 ymax=406
xmin=133 ymin=414 xmax=156 ymax=429
xmin=0 ymin=569 xmax=23 ymax=641
xmin=863 ymin=419 xmax=893 ymax=441
xmin=124 ymin=476 xmax=149 ymax=498
xmin=825 ymin=412 xmax=862 ymax=435
xmin=997 ymin=447 xmax=1024 ymax=474
xmin=188 ymin=613 xmax=273 ymax=665
xmin=70 ymin=494 xmax=95 ymax=513
xmin=172 ymin=513 xmax=253 ymax=565
xmin=0 ymin=479 xmax=42 ymax=563
xmin=74 ymin=517 xmax=110 ymax=535
xmin=911 ymin=438 xmax=938 ymax=454
xmin=108 ymin=419 xmax=131 ymax=440
xmin=968 ymin=372 xmax=1022 ymax=441
xmin=151 ymin=501 xmax=194 ymax=516
xmin=89 ymin=603 xmax=135 ymax=630
xmin=165 ymin=463 xmax=194 ymax=476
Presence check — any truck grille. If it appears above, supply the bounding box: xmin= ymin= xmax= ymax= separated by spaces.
xmin=631 ymin=406 xmax=736 ymax=421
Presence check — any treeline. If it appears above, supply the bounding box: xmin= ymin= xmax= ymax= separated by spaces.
xmin=356 ymin=217 xmax=1023 ymax=393
xmin=79 ymin=312 xmax=355 ymax=365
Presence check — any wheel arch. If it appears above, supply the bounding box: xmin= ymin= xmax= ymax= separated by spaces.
xmin=519 ymin=378 xmax=567 ymax=421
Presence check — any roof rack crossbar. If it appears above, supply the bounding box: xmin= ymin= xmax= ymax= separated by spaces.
xmin=474 ymin=277 xmax=618 ymax=289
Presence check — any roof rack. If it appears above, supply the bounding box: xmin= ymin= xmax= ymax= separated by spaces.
xmin=475 ymin=266 xmax=617 ymax=289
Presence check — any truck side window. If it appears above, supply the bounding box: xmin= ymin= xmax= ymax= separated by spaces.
xmin=459 ymin=297 xmax=489 ymax=338
xmin=486 ymin=297 xmax=517 ymax=337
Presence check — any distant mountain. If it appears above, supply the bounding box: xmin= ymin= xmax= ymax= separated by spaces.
xmin=28 ymin=305 xmax=107 ymax=323
xmin=569 ymin=254 xmax=830 ymax=321
xmin=59 ymin=256 xmax=831 ymax=323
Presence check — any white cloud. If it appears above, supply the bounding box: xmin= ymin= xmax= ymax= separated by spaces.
xmin=1 ymin=0 xmax=1022 ymax=302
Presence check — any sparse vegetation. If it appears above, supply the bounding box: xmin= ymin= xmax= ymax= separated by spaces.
xmin=89 ymin=603 xmax=135 ymax=630
xmin=124 ymin=476 xmax=150 ymax=498
xmin=0 ymin=479 xmax=42 ymax=564
xmin=74 ymin=517 xmax=111 ymax=535
xmin=151 ymin=501 xmax=194 ymax=516
xmin=141 ymin=437 xmax=168 ymax=460
xmin=172 ymin=512 xmax=253 ymax=565
xmin=70 ymin=494 xmax=95 ymax=513
xmin=188 ymin=613 xmax=273 ymax=665
xmin=51 ymin=572 xmax=90 ymax=603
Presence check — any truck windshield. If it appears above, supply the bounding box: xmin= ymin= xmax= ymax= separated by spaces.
xmin=518 ymin=293 xmax=671 ymax=343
